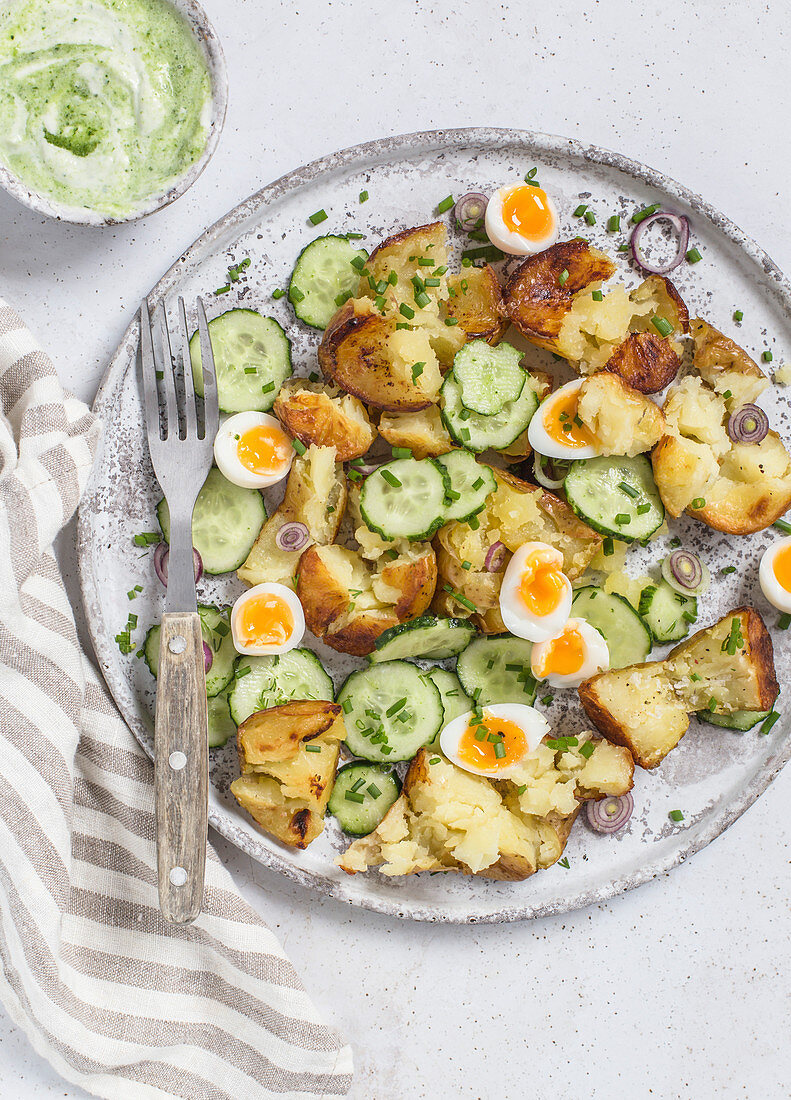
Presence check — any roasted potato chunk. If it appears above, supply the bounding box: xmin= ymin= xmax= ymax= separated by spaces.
xmin=577 ymin=371 xmax=665 ymax=456
xmin=579 ymin=608 xmax=779 ymax=769
xmin=445 ymin=264 xmax=507 ymax=344
xmin=338 ymin=735 xmax=633 ymax=878
xmin=237 ymin=445 xmax=346 ymax=588
xmin=298 ymin=541 xmax=436 ymax=655
xmin=503 ymin=241 xmax=688 ymax=390
xmin=378 ymin=405 xmax=453 ymax=458
xmin=273 ymin=379 xmax=375 ymax=460
xmin=432 ymin=468 xmax=601 ymax=632
xmin=231 ymin=701 xmax=346 ymax=848
xmin=651 ymin=321 xmax=791 ymax=533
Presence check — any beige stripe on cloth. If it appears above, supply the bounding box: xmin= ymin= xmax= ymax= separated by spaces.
xmin=0 ymin=299 xmax=353 ymax=1099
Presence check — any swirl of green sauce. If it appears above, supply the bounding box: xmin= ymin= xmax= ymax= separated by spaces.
xmin=0 ymin=0 xmax=213 ymax=219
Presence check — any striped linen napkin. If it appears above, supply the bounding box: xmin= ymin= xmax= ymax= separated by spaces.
xmin=0 ymin=299 xmax=353 ymax=1100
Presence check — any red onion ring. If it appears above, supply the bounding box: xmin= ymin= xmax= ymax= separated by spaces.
xmin=662 ymin=549 xmax=709 ymax=594
xmin=203 ymin=642 xmax=213 ymax=674
xmin=484 ymin=541 xmax=507 ymax=572
xmin=532 ymin=451 xmax=570 ymax=491
xmin=586 ymin=792 xmax=634 ymax=834
xmin=630 ymin=211 xmax=690 ymax=275
xmin=727 ymin=403 xmax=769 ymax=444
xmin=275 ymin=521 xmax=310 ymax=552
xmin=153 ymin=542 xmax=203 ymax=588
xmin=454 ymin=192 xmax=489 ymax=233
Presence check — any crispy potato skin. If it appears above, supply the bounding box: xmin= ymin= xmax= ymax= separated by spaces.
xmin=366 ymin=222 xmax=443 ymax=269
xmin=273 ymin=383 xmax=375 ymax=460
xmin=318 ymin=299 xmax=432 ymax=412
xmin=690 ymin=432 xmax=791 ymax=533
xmin=604 ymin=332 xmax=681 ymax=393
xmin=690 ymin=317 xmax=760 ymax=379
xmin=446 ymin=264 xmax=507 ymax=344
xmin=503 ymin=240 xmax=616 ymax=347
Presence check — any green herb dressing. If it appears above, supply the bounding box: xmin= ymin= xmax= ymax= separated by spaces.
xmin=0 ymin=0 xmax=212 ymax=218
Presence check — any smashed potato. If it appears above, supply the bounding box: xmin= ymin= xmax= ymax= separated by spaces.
xmin=298 ymin=541 xmax=436 ymax=655
xmin=652 ymin=319 xmax=791 ymax=533
xmin=445 ymin=264 xmax=507 ymax=345
xmin=503 ymin=240 xmax=688 ymax=391
xmin=273 ymin=379 xmax=375 ymax=460
xmin=579 ymin=608 xmax=779 ymax=768
xmin=231 ymin=701 xmax=346 ymax=848
xmin=577 ymin=371 xmax=665 ymax=456
xmin=378 ymin=405 xmax=454 ymax=458
xmin=338 ymin=736 xmax=634 ymax=878
xmin=237 ymin=445 xmax=346 ymax=588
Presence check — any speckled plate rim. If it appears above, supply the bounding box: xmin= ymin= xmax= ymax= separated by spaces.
xmin=78 ymin=127 xmax=791 ymax=923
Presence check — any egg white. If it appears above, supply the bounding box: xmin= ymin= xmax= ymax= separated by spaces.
xmin=499 ymin=541 xmax=572 ymax=642
xmin=530 ymin=618 xmax=609 ymax=688
xmin=759 ymin=537 xmax=791 ymax=613
xmin=439 ymin=703 xmax=550 ymax=778
xmin=214 ymin=411 xmax=293 ymax=490
xmin=484 ymin=183 xmax=559 ymax=256
xmin=527 ymin=379 xmax=602 ymax=461
xmin=230 ymin=582 xmax=305 ymax=656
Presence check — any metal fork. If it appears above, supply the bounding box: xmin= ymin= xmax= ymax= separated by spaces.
xmin=140 ymin=296 xmax=219 ymax=924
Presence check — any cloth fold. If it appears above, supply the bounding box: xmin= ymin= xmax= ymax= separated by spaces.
xmin=0 ymin=300 xmax=353 ymax=1100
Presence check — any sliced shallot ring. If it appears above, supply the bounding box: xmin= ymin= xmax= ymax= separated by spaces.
xmin=454 ymin=192 xmax=489 ymax=233
xmin=727 ymin=403 xmax=769 ymax=444
xmin=532 ymin=451 xmax=569 ymax=490
xmin=661 ymin=549 xmax=710 ymax=595
xmin=153 ymin=542 xmax=203 ymax=587
xmin=203 ymin=642 xmax=213 ymax=674
xmin=630 ymin=211 xmax=690 ymax=275
xmin=275 ymin=521 xmax=310 ymax=552
xmin=484 ymin=541 xmax=507 ymax=572
xmin=586 ymin=791 xmax=634 ymax=834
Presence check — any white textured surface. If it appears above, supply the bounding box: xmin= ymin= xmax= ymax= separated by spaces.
xmin=0 ymin=0 xmax=789 ymax=1096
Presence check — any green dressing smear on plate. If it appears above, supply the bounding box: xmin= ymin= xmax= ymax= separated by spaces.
xmin=0 ymin=0 xmax=213 ymax=219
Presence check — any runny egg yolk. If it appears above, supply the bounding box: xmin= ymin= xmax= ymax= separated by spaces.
xmin=456 ymin=712 xmax=527 ymax=773
xmin=518 ymin=551 xmax=567 ymax=617
xmin=543 ymin=389 xmax=596 ymax=450
xmin=236 ymin=424 xmax=291 ymax=477
xmin=502 ymin=185 xmax=555 ymax=241
xmin=533 ymin=625 xmax=585 ymax=678
xmin=773 ymin=543 xmax=791 ymax=592
xmin=236 ymin=593 xmax=294 ymax=649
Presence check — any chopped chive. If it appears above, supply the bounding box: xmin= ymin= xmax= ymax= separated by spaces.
xmin=591 ymin=289 xmax=603 ymax=302
xmin=632 ymin=202 xmax=661 ymax=224
xmin=429 ymin=756 xmax=441 ymax=765
xmin=261 ymin=381 xmax=275 ymax=394
xmin=760 ymin=711 xmax=780 ymax=735
xmin=461 ymin=245 xmax=504 ymax=263
xmin=309 ymin=209 xmax=328 ymax=225
xmin=335 ymin=290 xmax=353 ymax=308
xmin=291 ymin=439 xmax=307 ymax=455
xmin=461 ymin=560 xmax=472 ymax=571
xmin=367 ymin=783 xmax=382 ymax=798
xmin=392 ymin=447 xmax=412 ymax=459
xmin=444 ymin=317 xmax=459 ymax=326
xmin=411 ymin=362 xmax=425 ymax=382
xmin=733 ymin=310 xmax=743 ymax=322
xmin=380 ymin=470 xmax=402 ymax=488
xmin=636 ymin=503 xmax=651 ymax=515
xmin=617 ymin=243 xmax=630 ymax=252
xmin=289 ymin=286 xmax=305 ymax=303
xmin=359 ymin=190 xmax=369 ymax=203
xmin=686 ymin=247 xmax=702 ymax=264
xmin=603 ymin=537 xmax=614 ymax=556
xmin=214 ymin=285 xmax=231 ymax=295
xmin=573 ymin=204 xmax=588 ymax=217
xmin=691 ymin=672 xmax=701 ymax=682
xmin=305 ymin=744 xmax=321 ymax=753
xmin=607 ymin=214 xmax=620 ymax=232
xmin=669 ymin=809 xmax=684 ymax=822
xmin=342 ymin=698 xmax=353 ymax=713
xmin=651 ymin=315 xmax=674 ymax=338
xmin=773 ymin=519 xmax=791 ymax=534
xmin=415 ymin=291 xmax=431 ymax=309
xmin=235 ymin=665 xmax=251 ymax=679
xmin=763 ymin=350 xmax=773 ymax=362
xmin=584 ymin=210 xmax=596 ymax=226
xmin=493 ymin=741 xmax=506 ymax=759
xmin=471 ymin=477 xmax=484 ymax=490
xmin=614 ymin=513 xmax=631 ymax=525
xmin=558 ymin=269 xmax=570 ymax=287
xmin=345 ymin=791 xmax=366 ymax=804
xmin=778 ymin=613 xmax=791 ymax=630
xmin=399 ymin=303 xmax=415 ymax=319
xmin=350 ymin=255 xmax=366 ymax=271
xmin=272 ymin=288 xmax=285 ymax=300
xmin=437 ymin=194 xmax=454 ymax=214
xmin=619 ymin=481 xmax=639 ymax=498
xmin=467 ymin=514 xmax=480 ymax=530
xmin=540 ymin=694 xmax=554 ymax=706
xmin=722 ymin=389 xmax=732 ymax=400
xmin=579 ymin=741 xmax=595 ymax=759
xmin=386 ymin=698 xmax=407 ymax=717
xmin=691 ymin=497 xmax=706 ymax=510
xmin=683 ymin=610 xmax=698 ymax=623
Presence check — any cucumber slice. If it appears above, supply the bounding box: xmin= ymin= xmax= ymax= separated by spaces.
xmin=289 ymin=235 xmax=368 ymax=329
xmin=229 ymin=648 xmax=333 ymax=725
xmin=338 ymin=661 xmax=444 ymax=763
xmin=359 ymin=457 xmax=449 ymax=541
xmin=144 ymin=605 xmax=237 ymax=697
xmin=638 ymin=580 xmax=698 ymax=644
xmin=435 ymin=450 xmax=497 ymax=523
xmin=328 ymin=763 xmax=401 ymax=835
xmin=564 ymin=455 xmax=664 ymax=543
xmin=571 ymin=586 xmax=652 ymax=669
xmin=440 ymin=371 xmax=539 ymax=453
xmin=157 ymin=467 xmax=266 ymax=575
xmin=452 ymin=340 xmax=526 ymax=415
xmin=425 ymin=668 xmax=473 ymax=725
xmin=208 ymin=688 xmax=236 ymax=748
xmin=190 ymin=309 xmax=292 ymax=413
xmin=455 ymin=636 xmax=537 ymax=706
xmin=369 ymin=614 xmax=476 ymax=664
xmin=697 ymin=709 xmax=771 ymax=732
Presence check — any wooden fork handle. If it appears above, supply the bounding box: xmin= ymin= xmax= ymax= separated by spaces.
xmin=154 ymin=611 xmax=208 ymax=924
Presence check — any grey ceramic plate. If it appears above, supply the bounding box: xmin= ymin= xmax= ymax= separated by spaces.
xmin=78 ymin=128 xmax=791 ymax=923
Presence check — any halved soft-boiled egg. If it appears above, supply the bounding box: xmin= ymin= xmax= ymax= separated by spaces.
xmin=531 ymin=618 xmax=609 ymax=688
xmin=231 ymin=582 xmax=305 ymax=656
xmin=759 ymin=537 xmax=791 ymax=613
xmin=485 ymin=182 xmax=559 ymax=256
xmin=527 ymin=379 xmax=602 ymax=461
xmin=439 ymin=703 xmax=550 ymax=779
xmin=499 ymin=541 xmax=572 ymax=642
xmin=214 ymin=411 xmax=293 ymax=490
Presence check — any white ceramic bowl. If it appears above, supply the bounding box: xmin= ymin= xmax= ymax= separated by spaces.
xmin=0 ymin=0 xmax=228 ymax=227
